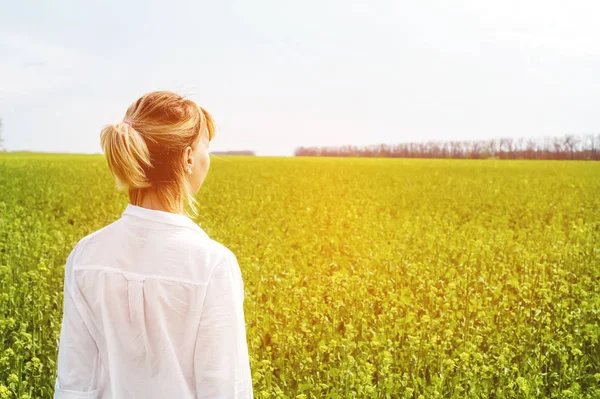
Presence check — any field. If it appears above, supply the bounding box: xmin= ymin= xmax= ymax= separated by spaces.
xmin=0 ymin=153 xmax=599 ymax=398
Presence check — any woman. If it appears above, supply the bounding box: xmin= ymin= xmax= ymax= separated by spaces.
xmin=54 ymin=91 xmax=253 ymax=398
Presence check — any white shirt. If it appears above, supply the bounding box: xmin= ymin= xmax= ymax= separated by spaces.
xmin=54 ymin=204 xmax=253 ymax=399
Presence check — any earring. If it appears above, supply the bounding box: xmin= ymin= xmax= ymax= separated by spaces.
xmin=186 ymin=166 xmax=192 ymax=174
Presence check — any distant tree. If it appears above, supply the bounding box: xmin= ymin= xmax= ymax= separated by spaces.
xmin=552 ymin=137 xmax=563 ymax=160
xmin=526 ymin=139 xmax=537 ymax=160
xmin=470 ymin=140 xmax=482 ymax=159
xmin=592 ymin=134 xmax=599 ymax=160
xmin=513 ymin=137 xmax=524 ymax=159
xmin=563 ymin=135 xmax=577 ymax=160
xmin=543 ymin=136 xmax=553 ymax=159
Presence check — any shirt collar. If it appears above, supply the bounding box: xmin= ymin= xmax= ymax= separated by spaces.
xmin=122 ymin=204 xmax=209 ymax=238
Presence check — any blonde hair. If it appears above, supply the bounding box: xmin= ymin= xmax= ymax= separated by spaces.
xmin=100 ymin=91 xmax=215 ymax=215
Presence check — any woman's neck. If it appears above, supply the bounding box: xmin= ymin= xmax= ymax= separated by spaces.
xmin=137 ymin=190 xmax=183 ymax=214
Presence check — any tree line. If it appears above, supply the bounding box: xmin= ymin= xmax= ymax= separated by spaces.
xmin=210 ymin=150 xmax=255 ymax=156
xmin=294 ymin=134 xmax=600 ymax=160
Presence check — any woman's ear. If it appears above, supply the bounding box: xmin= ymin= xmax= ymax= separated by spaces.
xmin=183 ymin=145 xmax=194 ymax=170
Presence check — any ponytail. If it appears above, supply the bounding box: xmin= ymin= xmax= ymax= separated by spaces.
xmin=100 ymin=122 xmax=152 ymax=190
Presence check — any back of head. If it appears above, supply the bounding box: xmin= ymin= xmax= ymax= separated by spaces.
xmin=100 ymin=91 xmax=215 ymax=215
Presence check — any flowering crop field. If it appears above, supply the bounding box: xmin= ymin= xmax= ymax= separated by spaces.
xmin=0 ymin=153 xmax=599 ymax=398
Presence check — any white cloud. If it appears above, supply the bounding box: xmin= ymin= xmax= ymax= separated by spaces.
xmin=463 ymin=0 xmax=600 ymax=56
xmin=0 ymin=32 xmax=93 ymax=96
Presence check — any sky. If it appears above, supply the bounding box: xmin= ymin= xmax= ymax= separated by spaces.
xmin=1 ymin=0 xmax=599 ymax=156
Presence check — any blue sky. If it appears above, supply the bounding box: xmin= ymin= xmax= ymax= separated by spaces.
xmin=1 ymin=0 xmax=599 ymax=155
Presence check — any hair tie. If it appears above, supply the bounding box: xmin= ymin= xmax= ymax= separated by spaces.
xmin=123 ymin=120 xmax=133 ymax=127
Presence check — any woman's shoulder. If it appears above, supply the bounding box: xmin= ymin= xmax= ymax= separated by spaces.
xmin=167 ymin=226 xmax=237 ymax=268
xmin=68 ymin=220 xmax=119 ymax=257
xmin=201 ymin=237 xmax=237 ymax=268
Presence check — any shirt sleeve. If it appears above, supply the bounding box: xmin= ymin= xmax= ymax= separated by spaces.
xmin=54 ymin=248 xmax=101 ymax=399
xmin=194 ymin=252 xmax=253 ymax=398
